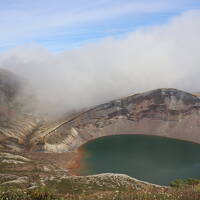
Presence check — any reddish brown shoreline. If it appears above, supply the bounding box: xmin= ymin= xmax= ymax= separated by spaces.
xmin=66 ymin=148 xmax=86 ymax=176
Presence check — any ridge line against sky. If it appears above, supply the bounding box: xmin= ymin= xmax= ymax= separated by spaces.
xmin=0 ymin=7 xmax=200 ymax=116
xmin=0 ymin=0 xmax=200 ymax=52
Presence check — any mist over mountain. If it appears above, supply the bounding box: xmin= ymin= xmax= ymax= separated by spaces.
xmin=0 ymin=10 xmax=200 ymax=117
xmin=2 ymin=1 xmax=200 ymax=198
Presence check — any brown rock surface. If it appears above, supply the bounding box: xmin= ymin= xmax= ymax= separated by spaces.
xmin=31 ymin=88 xmax=200 ymax=152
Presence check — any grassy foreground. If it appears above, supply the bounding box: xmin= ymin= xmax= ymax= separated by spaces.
xmin=1 ymin=178 xmax=200 ymax=200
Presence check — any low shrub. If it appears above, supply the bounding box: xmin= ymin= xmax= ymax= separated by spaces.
xmin=170 ymin=178 xmax=200 ymax=188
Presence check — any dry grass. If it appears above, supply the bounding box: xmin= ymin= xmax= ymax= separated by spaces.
xmin=1 ymin=179 xmax=200 ymax=200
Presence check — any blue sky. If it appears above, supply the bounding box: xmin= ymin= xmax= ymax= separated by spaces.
xmin=0 ymin=0 xmax=200 ymax=52
xmin=1 ymin=3 xmax=200 ymax=114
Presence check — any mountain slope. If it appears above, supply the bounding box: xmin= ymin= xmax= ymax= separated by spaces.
xmin=31 ymin=88 xmax=200 ymax=152
xmin=1 ymin=69 xmax=200 ymax=153
xmin=0 ymin=69 xmax=39 ymax=152
xmin=1 ymin=69 xmax=200 ymax=191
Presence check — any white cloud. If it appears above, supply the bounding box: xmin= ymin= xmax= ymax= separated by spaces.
xmin=0 ymin=0 xmax=199 ymax=50
xmin=0 ymin=10 xmax=200 ymax=117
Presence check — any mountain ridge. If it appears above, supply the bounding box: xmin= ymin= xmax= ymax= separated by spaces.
xmin=30 ymin=88 xmax=200 ymax=152
xmin=0 ymin=69 xmax=200 ymax=153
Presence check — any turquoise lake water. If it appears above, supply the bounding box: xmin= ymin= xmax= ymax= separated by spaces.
xmin=77 ymin=135 xmax=200 ymax=185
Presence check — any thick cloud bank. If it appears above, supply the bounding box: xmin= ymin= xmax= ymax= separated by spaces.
xmin=0 ymin=10 xmax=200 ymax=117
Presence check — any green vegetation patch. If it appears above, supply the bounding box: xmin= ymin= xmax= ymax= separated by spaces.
xmin=170 ymin=178 xmax=200 ymax=188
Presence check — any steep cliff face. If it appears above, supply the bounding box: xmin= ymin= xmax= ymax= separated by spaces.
xmin=31 ymin=88 xmax=200 ymax=152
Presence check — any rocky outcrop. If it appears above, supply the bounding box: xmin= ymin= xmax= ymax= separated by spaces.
xmin=56 ymin=173 xmax=163 ymax=189
xmin=0 ymin=152 xmax=31 ymax=162
xmin=31 ymin=88 xmax=200 ymax=152
xmin=1 ymin=176 xmax=29 ymax=186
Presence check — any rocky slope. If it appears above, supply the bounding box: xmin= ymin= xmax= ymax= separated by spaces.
xmin=31 ymin=88 xmax=200 ymax=152
xmin=1 ymin=68 xmax=200 ymax=153
xmin=0 ymin=69 xmax=40 ymax=153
